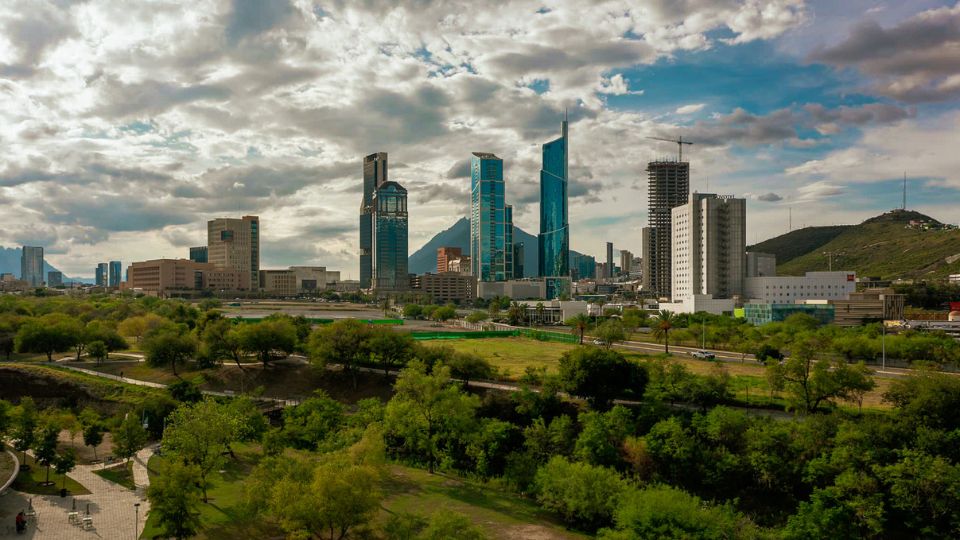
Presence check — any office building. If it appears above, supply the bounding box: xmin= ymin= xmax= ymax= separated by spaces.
xmin=620 ymin=250 xmax=633 ymax=276
xmin=470 ymin=152 xmax=511 ymax=282
xmin=371 ymin=180 xmax=409 ymax=293
xmin=207 ymin=215 xmax=259 ymax=290
xmin=109 ymin=261 xmax=122 ymax=288
xmin=414 ymin=272 xmax=477 ymax=304
xmin=671 ymin=193 xmax=746 ymax=300
xmin=573 ymin=253 xmax=596 ymax=281
xmin=360 ymin=152 xmax=388 ymax=289
xmin=596 ymin=262 xmax=610 ymax=280
xmin=447 ymin=256 xmax=472 ymax=275
xmin=189 ymin=246 xmax=208 ymax=263
xmin=95 ymin=263 xmax=108 ymax=287
xmin=126 ymin=259 xmax=243 ymax=296
xmin=746 ymin=252 xmax=776 ymax=277
xmin=539 ymin=117 xmax=569 ymax=281
xmin=743 ymin=303 xmax=835 ymax=326
xmin=505 ymin=204 xmax=515 ymax=279
xmin=259 ymin=266 xmax=341 ymax=296
xmin=606 ymin=242 xmax=614 ymax=278
xmin=478 ymin=278 xmax=548 ymax=300
xmin=647 ymin=160 xmax=690 ymax=297
xmin=437 ymin=247 xmax=462 ymax=274
xmin=47 ymin=271 xmax=63 ymax=287
xmin=640 ymin=227 xmax=654 ymax=292
xmin=519 ymin=300 xmax=588 ymax=325
xmin=20 ymin=246 xmax=44 ymax=287
xmin=744 ymin=271 xmax=857 ymax=304
xmin=828 ymin=289 xmax=905 ymax=326
xmin=513 ymin=243 xmax=524 ymax=279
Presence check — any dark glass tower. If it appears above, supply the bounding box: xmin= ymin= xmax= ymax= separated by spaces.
xmin=360 ymin=152 xmax=388 ymax=289
xmin=371 ymin=181 xmax=408 ymax=292
xmin=470 ymin=152 xmax=509 ymax=282
xmin=539 ymin=118 xmax=569 ymax=281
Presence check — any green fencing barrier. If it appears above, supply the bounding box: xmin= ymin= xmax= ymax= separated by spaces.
xmin=231 ymin=317 xmax=403 ymax=325
xmin=410 ymin=328 xmax=578 ymax=343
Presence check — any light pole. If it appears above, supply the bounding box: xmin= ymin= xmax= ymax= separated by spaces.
xmin=134 ymin=502 xmax=140 ymax=539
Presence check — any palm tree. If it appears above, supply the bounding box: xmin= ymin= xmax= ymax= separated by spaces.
xmin=534 ymin=302 xmax=546 ymax=325
xmin=652 ymin=310 xmax=679 ymax=354
xmin=507 ymin=301 xmax=527 ymax=326
xmin=567 ymin=313 xmax=591 ymax=345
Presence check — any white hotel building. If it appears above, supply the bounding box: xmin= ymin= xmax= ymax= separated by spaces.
xmin=743 ymin=271 xmax=857 ymax=304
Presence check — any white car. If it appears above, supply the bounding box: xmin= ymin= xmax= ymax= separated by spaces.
xmin=592 ymin=339 xmax=608 ymax=346
xmin=691 ymin=350 xmax=716 ymax=360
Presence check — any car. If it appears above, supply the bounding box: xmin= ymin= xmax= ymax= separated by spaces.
xmin=691 ymin=350 xmax=716 ymax=360
xmin=592 ymin=339 xmax=608 ymax=346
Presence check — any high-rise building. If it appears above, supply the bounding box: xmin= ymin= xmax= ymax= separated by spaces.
xmin=671 ymin=193 xmax=746 ymax=300
xmin=513 ymin=242 xmax=524 ymax=279
xmin=437 ymin=247 xmax=462 ymax=274
xmin=539 ymin=117 xmax=569 ymax=280
xmin=95 ymin=263 xmax=108 ymax=287
xmin=620 ymin=250 xmax=633 ymax=276
xmin=47 ymin=271 xmax=63 ymax=287
xmin=109 ymin=261 xmax=122 ymax=287
xmin=505 ymin=205 xmax=515 ymax=279
xmin=371 ymin=181 xmax=409 ymax=293
xmin=360 ymin=152 xmax=388 ymax=289
xmin=606 ymin=242 xmax=614 ymax=278
xmin=573 ymin=253 xmax=596 ymax=280
xmin=640 ymin=227 xmax=654 ymax=292
xmin=207 ymin=215 xmax=259 ymax=290
xmin=189 ymin=246 xmax=208 ymax=263
xmin=470 ymin=152 xmax=511 ymax=282
xmin=20 ymin=246 xmax=44 ymax=287
xmin=647 ymin=160 xmax=690 ymax=298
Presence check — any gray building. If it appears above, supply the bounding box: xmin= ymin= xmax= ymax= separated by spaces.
xmin=671 ymin=193 xmax=746 ymax=300
xmin=640 ymin=227 xmax=654 ymax=292
xmin=47 ymin=271 xmax=63 ymax=287
xmin=360 ymin=152 xmax=388 ymax=289
xmin=746 ymin=252 xmax=777 ymax=277
xmin=606 ymin=242 xmax=614 ymax=278
xmin=95 ymin=262 xmax=109 ymax=287
xmin=20 ymin=246 xmax=44 ymax=287
xmin=647 ymin=160 xmax=690 ymax=298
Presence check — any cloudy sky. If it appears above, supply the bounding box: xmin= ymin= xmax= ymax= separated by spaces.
xmin=2 ymin=0 xmax=959 ymax=278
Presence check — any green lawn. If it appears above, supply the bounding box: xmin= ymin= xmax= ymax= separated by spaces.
xmin=9 ymin=451 xmax=91 ymax=496
xmin=0 ymin=451 xmax=15 ymax=488
xmin=94 ymin=461 xmax=135 ymax=490
xmin=426 ymin=337 xmax=578 ymax=377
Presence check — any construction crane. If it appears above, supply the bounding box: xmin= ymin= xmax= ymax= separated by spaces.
xmin=647 ymin=135 xmax=693 ymax=161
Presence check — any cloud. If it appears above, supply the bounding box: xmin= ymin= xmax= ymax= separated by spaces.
xmin=675 ymin=103 xmax=706 ymax=115
xmin=757 ymin=192 xmax=784 ymax=202
xmin=225 ymin=0 xmax=296 ymax=45
xmin=445 ymin=159 xmax=471 ymax=179
xmin=598 ymin=74 xmax=643 ymax=96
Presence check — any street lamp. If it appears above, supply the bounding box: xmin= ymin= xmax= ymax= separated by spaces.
xmin=134 ymin=502 xmax=141 ymax=539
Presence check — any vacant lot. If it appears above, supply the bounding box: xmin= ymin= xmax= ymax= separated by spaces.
xmin=425 ymin=337 xmax=577 ymax=377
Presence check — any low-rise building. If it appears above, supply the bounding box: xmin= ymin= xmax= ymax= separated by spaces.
xmin=478 ymin=279 xmax=546 ymax=300
xmin=744 ymin=271 xmax=857 ymax=304
xmin=414 ymin=272 xmax=477 ymax=304
xmin=743 ymin=303 xmax=835 ymax=326
xmin=519 ymin=300 xmax=588 ymax=325
xmin=259 ymin=266 xmax=342 ymax=296
xmin=658 ymin=294 xmax=736 ymax=315
xmin=126 ymin=259 xmax=244 ymax=296
xmin=826 ymin=289 xmax=905 ymax=326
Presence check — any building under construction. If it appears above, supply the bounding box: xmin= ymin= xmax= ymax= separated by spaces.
xmin=647 ymin=160 xmax=690 ymax=298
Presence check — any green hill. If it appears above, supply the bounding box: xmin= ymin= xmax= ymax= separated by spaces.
xmin=749 ymin=210 xmax=960 ymax=280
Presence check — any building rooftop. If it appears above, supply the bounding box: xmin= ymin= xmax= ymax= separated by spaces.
xmin=472 ymin=152 xmax=500 ymax=159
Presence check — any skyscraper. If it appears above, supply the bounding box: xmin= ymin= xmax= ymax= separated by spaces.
xmin=513 ymin=242 xmax=524 ymax=279
xmin=20 ymin=246 xmax=43 ymax=287
xmin=437 ymin=247 xmax=462 ymax=274
xmin=606 ymin=242 xmax=614 ymax=278
xmin=470 ymin=152 xmax=511 ymax=282
xmin=371 ymin=181 xmax=409 ymax=293
xmin=208 ymin=215 xmax=260 ymax=290
xmin=505 ymin=204 xmax=514 ymax=279
xmin=672 ymin=193 xmax=746 ymax=300
xmin=539 ymin=117 xmax=569 ymax=280
xmin=647 ymin=160 xmax=690 ymax=298
xmin=620 ymin=250 xmax=633 ymax=276
xmin=95 ymin=263 xmax=108 ymax=287
xmin=109 ymin=261 xmax=122 ymax=287
xmin=360 ymin=152 xmax=388 ymax=289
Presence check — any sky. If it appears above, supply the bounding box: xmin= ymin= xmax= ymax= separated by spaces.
xmin=1 ymin=0 xmax=959 ymax=278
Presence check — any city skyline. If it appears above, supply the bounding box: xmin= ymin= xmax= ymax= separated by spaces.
xmin=1 ymin=1 xmax=959 ymax=278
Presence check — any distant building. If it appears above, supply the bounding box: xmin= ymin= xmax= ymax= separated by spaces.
xmin=478 ymin=279 xmax=546 ymax=300
xmin=647 ymin=160 xmax=690 ymax=297
xmin=746 ymin=252 xmax=776 ymax=277
xmin=744 ymin=303 xmax=835 ymax=326
xmin=95 ymin=263 xmax=108 ymax=287
xmin=447 ymin=256 xmax=472 ymax=275
xmin=47 ymin=271 xmax=63 ymax=287
xmin=126 ymin=259 xmax=244 ymax=296
xmin=371 ymin=181 xmax=409 ymax=293
xmin=827 ymin=288 xmax=905 ymax=326
xmin=437 ymin=247 xmax=462 ymax=274
xmin=470 ymin=152 xmax=511 ymax=282
xmin=512 ymin=243 xmax=524 ymax=279
xmin=640 ymin=227 xmax=654 ymax=293
xmin=671 ymin=193 xmax=746 ymax=300
xmin=259 ymin=267 xmax=341 ymax=296
xmin=539 ymin=117 xmax=570 ymax=283
xmin=189 ymin=246 xmax=208 ymax=263
xmin=414 ymin=272 xmax=477 ymax=304
xmin=208 ymin=215 xmax=259 ymax=290
xmin=109 ymin=261 xmax=122 ymax=288
xmin=619 ymin=250 xmax=633 ymax=276
xmin=505 ymin=204 xmax=515 ymax=278
xmin=659 ymin=294 xmax=735 ymax=315
xmin=606 ymin=242 xmax=614 ymax=278
xmin=949 ymin=274 xmax=960 ymax=284
xmin=519 ymin=300 xmax=587 ymax=325
xmin=20 ymin=246 xmax=44 ymax=287
xmin=573 ymin=253 xmax=596 ymax=280
xmin=360 ymin=152 xmax=388 ymax=289
xmin=745 ymin=271 xmax=857 ymax=304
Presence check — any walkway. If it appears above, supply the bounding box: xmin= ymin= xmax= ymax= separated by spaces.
xmin=0 ymin=447 xmax=155 ymax=539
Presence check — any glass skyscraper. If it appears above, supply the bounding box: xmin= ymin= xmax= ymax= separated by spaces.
xmin=539 ymin=118 xmax=570 ymax=297
xmin=371 ymin=181 xmax=409 ymax=292
xmin=360 ymin=152 xmax=388 ymax=289
xmin=20 ymin=246 xmax=43 ymax=287
xmin=470 ymin=152 xmax=511 ymax=282
xmin=109 ymin=261 xmax=122 ymax=287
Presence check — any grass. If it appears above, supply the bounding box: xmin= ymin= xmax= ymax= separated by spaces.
xmin=94 ymin=461 xmax=135 ymax=490
xmin=426 ymin=337 xmax=578 ymax=377
xmin=9 ymin=451 xmax=91 ymax=496
xmin=0 ymin=450 xmax=14 ymax=487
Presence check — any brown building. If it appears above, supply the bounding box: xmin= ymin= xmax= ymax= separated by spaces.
xmin=259 ymin=267 xmax=341 ymax=296
xmin=437 ymin=247 xmax=462 ymax=274
xmin=414 ymin=272 xmax=477 ymax=304
xmin=126 ymin=259 xmax=243 ymax=297
xmin=207 ymin=215 xmax=259 ymax=290
xmin=830 ymin=288 xmax=905 ymax=326
xmin=447 ymin=256 xmax=471 ymax=275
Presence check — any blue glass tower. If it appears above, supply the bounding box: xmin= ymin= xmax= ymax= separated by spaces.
xmin=470 ymin=152 xmax=509 ymax=282
xmin=371 ymin=181 xmax=408 ymax=292
xmin=108 ymin=261 xmax=122 ymax=287
xmin=539 ymin=117 xmax=570 ymax=295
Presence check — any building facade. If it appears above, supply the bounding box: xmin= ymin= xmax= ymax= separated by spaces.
xmin=505 ymin=204 xmax=515 ymax=279
xmin=746 ymin=252 xmax=776 ymax=277
xmin=437 ymin=247 xmax=462 ymax=274
xmin=829 ymin=289 xmax=905 ymax=326
xmin=620 ymin=250 xmax=633 ymax=276
xmin=647 ymin=160 xmax=690 ymax=298
xmin=95 ymin=263 xmax=108 ymax=287
xmin=47 ymin=271 xmax=63 ymax=287
xmin=259 ymin=266 xmax=341 ymax=296
xmin=126 ymin=259 xmax=244 ymax=296
xmin=539 ymin=118 xmax=569 ymax=281
xmin=360 ymin=152 xmax=388 ymax=289
xmin=478 ymin=278 xmax=547 ymax=300
xmin=207 ymin=215 xmax=259 ymax=290
xmin=470 ymin=152 xmax=511 ymax=282
xmin=744 ymin=303 xmax=835 ymax=326
xmin=640 ymin=227 xmax=654 ymax=293
xmin=512 ymin=243 xmax=524 ymax=279
xmin=573 ymin=253 xmax=596 ymax=281
xmin=371 ymin=181 xmax=409 ymax=293
xmin=189 ymin=246 xmax=208 ymax=263
xmin=416 ymin=272 xmax=477 ymax=304
xmin=744 ymin=271 xmax=857 ymax=304
xmin=671 ymin=193 xmax=746 ymax=300
xmin=20 ymin=246 xmax=44 ymax=287
xmin=606 ymin=242 xmax=614 ymax=278
xmin=109 ymin=261 xmax=122 ymax=287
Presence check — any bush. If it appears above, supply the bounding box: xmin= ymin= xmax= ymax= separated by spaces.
xmin=533 ymin=456 xmax=627 ymax=530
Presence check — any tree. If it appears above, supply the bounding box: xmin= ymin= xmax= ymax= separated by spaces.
xmin=534 ymin=302 xmax=546 ymax=325
xmin=162 ymin=399 xmax=239 ymax=502
xmin=236 ymin=319 xmax=297 ymax=366
xmin=431 ymin=305 xmax=457 ymax=322
xmin=54 ymin=449 xmax=77 ymax=492
xmin=384 ymin=361 xmax=479 ymax=473
xmin=86 ymin=340 xmax=109 ymax=365
xmin=15 ymin=314 xmax=81 ymax=361
xmin=558 ymin=347 xmax=647 ymax=410
xmin=309 ymin=319 xmax=372 ymax=389
xmin=575 ymin=406 xmax=634 ymax=467
xmin=280 ymin=391 xmax=345 ymax=450
xmin=534 ymin=456 xmax=627 ymax=530
xmin=442 ymin=351 xmax=494 ymax=385
xmin=651 ymin=310 xmax=679 ymax=354
xmin=35 ymin=424 xmax=60 ymax=484
xmin=147 ymin=462 xmax=203 ymax=540
xmin=402 ymin=304 xmax=423 ymax=319
xmin=766 ymin=339 xmax=876 ymax=413
xmin=118 ymin=313 xmax=166 ymax=343
xmin=76 ymin=320 xmax=127 ymax=361
xmin=142 ymin=327 xmax=197 ymax=376
xmin=168 ymin=380 xmax=203 ymax=403
xmin=419 ymin=511 xmax=487 ymax=540
xmin=113 ymin=412 xmax=149 ymax=465
xmin=595 ymin=319 xmax=627 ymax=348
xmin=507 ymin=301 xmax=527 ymax=326
xmin=367 ymin=327 xmax=415 ymax=377
xmin=200 ymin=318 xmax=245 ymax=368
xmin=566 ymin=313 xmax=591 ymax=345
xmin=82 ymin=421 xmax=104 ymax=462
xmin=465 ymin=310 xmax=489 ymax=324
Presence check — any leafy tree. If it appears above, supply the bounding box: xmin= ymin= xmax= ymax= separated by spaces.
xmin=534 ymin=456 xmax=627 ymax=530
xmin=168 ymin=379 xmax=203 ymax=403
xmin=766 ymin=340 xmax=876 ymax=413
xmin=402 ymin=304 xmax=423 ymax=319
xmin=86 ymin=340 xmax=109 ymax=365
xmin=280 ymin=391 xmax=345 ymax=450
xmin=236 ymin=319 xmax=297 ymax=366
xmin=82 ymin=421 xmax=104 ymax=462
xmin=651 ymin=310 xmax=679 ymax=354
xmin=558 ymin=347 xmax=646 ymax=410
xmin=566 ymin=313 xmax=591 ymax=345
xmin=883 ymin=368 xmax=960 ymax=430
xmin=419 ymin=511 xmax=487 ymax=540
xmin=0 ymin=399 xmax=10 ymax=439
xmin=367 ymin=327 xmax=415 ymax=377
xmin=162 ymin=399 xmax=239 ymax=502
xmin=147 ymin=462 xmax=203 ymax=540
xmin=54 ymin=449 xmax=77 ymax=492
xmin=142 ymin=327 xmax=197 ymax=376
xmin=200 ymin=318 xmax=245 ymax=368
xmin=523 ymin=415 xmax=576 ymax=463
xmin=15 ymin=314 xmax=81 ymax=361
xmin=113 ymin=412 xmax=149 ymax=465
xmin=309 ymin=319 xmax=372 ymax=389
xmin=465 ymin=310 xmax=488 ymax=324
xmin=877 ymin=449 xmax=960 ymax=537
xmin=466 ymin=418 xmax=520 ymax=480
xmin=431 ymin=305 xmax=457 ymax=322
xmin=754 ymin=343 xmax=782 ymax=363
xmin=76 ymin=320 xmax=127 ymax=361
xmin=594 ymin=319 xmax=627 ymax=348
xmin=35 ymin=424 xmax=60 ymax=484
xmin=118 ymin=313 xmax=166 ymax=343
xmin=575 ymin=406 xmax=634 ymax=468
xmin=12 ymin=397 xmax=37 ymax=464
xmin=507 ymin=301 xmax=527 ymax=326
xmin=384 ymin=361 xmax=479 ymax=472
xmin=442 ymin=351 xmax=494 ymax=385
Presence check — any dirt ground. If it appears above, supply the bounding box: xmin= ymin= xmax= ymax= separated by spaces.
xmin=58 ymin=429 xmax=116 ymax=464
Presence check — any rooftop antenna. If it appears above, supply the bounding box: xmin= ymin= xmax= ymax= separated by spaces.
xmin=646 ymin=135 xmax=694 ymax=161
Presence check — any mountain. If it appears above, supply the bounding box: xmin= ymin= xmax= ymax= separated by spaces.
xmin=748 ymin=210 xmax=960 ymax=280
xmin=0 ymin=246 xmax=68 ymax=280
xmin=409 ymin=218 xmax=585 ymax=276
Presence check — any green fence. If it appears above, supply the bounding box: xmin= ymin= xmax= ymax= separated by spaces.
xmin=232 ymin=317 xmax=404 ymax=325
xmin=410 ymin=328 xmax=578 ymax=344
